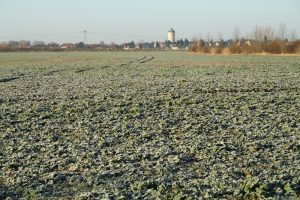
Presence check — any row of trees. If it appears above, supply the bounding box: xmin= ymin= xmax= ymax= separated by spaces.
xmin=0 ymin=40 xmax=47 ymax=48
xmin=0 ymin=39 xmax=191 ymax=51
xmin=190 ymin=23 xmax=299 ymax=54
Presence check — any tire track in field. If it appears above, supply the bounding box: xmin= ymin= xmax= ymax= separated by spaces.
xmin=0 ymin=77 xmax=20 ymax=83
xmin=118 ymin=55 xmax=155 ymax=67
xmin=137 ymin=56 xmax=146 ymax=62
xmin=194 ymin=87 xmax=299 ymax=94
xmin=139 ymin=55 xmax=155 ymax=63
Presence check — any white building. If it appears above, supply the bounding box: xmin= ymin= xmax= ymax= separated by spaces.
xmin=168 ymin=28 xmax=175 ymax=43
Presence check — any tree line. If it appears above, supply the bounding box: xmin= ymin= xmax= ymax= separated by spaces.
xmin=189 ymin=23 xmax=300 ymax=54
xmin=0 ymin=39 xmax=191 ymax=52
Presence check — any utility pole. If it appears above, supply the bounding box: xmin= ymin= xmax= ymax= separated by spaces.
xmin=84 ymin=30 xmax=87 ymax=44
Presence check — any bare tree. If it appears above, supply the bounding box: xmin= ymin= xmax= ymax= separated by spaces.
xmin=218 ymin=31 xmax=223 ymax=42
xmin=233 ymin=27 xmax=241 ymax=42
xmin=47 ymin=42 xmax=60 ymax=48
xmin=19 ymin=40 xmax=31 ymax=48
xmin=253 ymin=26 xmax=262 ymax=41
xmin=206 ymin=31 xmax=212 ymax=43
xmin=253 ymin=25 xmax=275 ymax=42
xmin=278 ymin=23 xmax=288 ymax=41
xmin=32 ymin=41 xmax=45 ymax=47
xmin=264 ymin=26 xmax=275 ymax=41
xmin=8 ymin=41 xmax=19 ymax=48
xmin=99 ymin=41 xmax=105 ymax=47
xmin=289 ymin=30 xmax=297 ymax=42
xmin=189 ymin=36 xmax=201 ymax=52
xmin=217 ymin=31 xmax=224 ymax=47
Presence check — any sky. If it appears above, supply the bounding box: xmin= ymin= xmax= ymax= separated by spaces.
xmin=0 ymin=0 xmax=299 ymax=44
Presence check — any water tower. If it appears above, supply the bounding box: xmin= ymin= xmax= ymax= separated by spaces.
xmin=168 ymin=28 xmax=175 ymax=43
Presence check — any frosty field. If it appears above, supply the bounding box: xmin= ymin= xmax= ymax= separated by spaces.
xmin=0 ymin=51 xmax=299 ymax=199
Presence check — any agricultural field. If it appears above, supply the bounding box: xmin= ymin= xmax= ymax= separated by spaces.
xmin=0 ymin=51 xmax=299 ymax=199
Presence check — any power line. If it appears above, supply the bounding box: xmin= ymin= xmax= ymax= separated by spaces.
xmin=0 ymin=32 xmax=82 ymax=39
xmin=86 ymin=31 xmax=162 ymax=40
xmin=0 ymin=31 xmax=163 ymax=41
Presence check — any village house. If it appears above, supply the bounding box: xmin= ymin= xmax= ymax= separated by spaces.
xmin=0 ymin=42 xmax=8 ymax=48
xmin=87 ymin=44 xmax=99 ymax=49
xmin=61 ymin=43 xmax=74 ymax=49
xmin=19 ymin=40 xmax=31 ymax=48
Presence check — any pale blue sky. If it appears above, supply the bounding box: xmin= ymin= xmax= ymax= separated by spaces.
xmin=0 ymin=0 xmax=299 ymax=43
